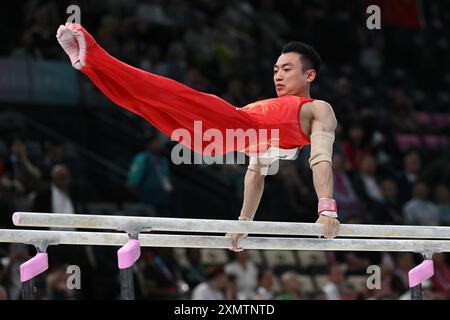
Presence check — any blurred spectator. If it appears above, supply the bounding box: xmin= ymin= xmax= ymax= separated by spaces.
xmin=28 ymin=3 xmax=59 ymax=59
xmin=277 ymin=161 xmax=315 ymax=216
xmin=45 ymin=264 xmax=77 ymax=300
xmin=254 ymin=268 xmax=276 ymax=300
xmin=434 ymin=185 xmax=450 ymax=225
xmin=257 ymin=0 xmax=290 ymax=40
xmin=32 ymin=165 xmax=90 ymax=272
xmin=127 ymin=135 xmax=173 ymax=217
xmin=340 ymin=283 xmax=359 ymax=300
xmin=191 ymin=265 xmax=227 ymax=300
xmin=0 ymin=243 xmax=31 ymax=300
xmin=12 ymin=3 xmax=60 ymax=59
xmin=372 ymin=178 xmax=403 ymax=224
xmin=332 ymin=153 xmax=364 ymax=221
xmin=312 ymin=290 xmax=327 ymax=300
xmin=359 ymin=38 xmax=383 ymax=76
xmin=222 ymin=78 xmax=248 ymax=107
xmin=1 ymin=137 xmax=42 ymax=211
xmin=389 ymin=88 xmax=418 ymax=132
xmin=367 ymin=253 xmax=406 ymax=299
xmin=0 ymin=285 xmax=7 ymax=300
xmin=96 ymin=15 xmax=122 ymax=56
xmin=333 ymin=76 xmax=353 ymax=106
xmin=397 ymin=151 xmax=422 ymax=205
xmin=183 ymin=67 xmax=210 ymax=92
xmin=0 ymin=139 xmax=6 ymax=174
xmin=342 ymin=124 xmax=372 ymax=171
xmin=352 ymin=154 xmax=384 ymax=209
xmin=394 ymin=253 xmax=415 ymax=294
xmin=121 ymin=39 xmax=139 ymax=66
xmin=224 ymin=251 xmax=258 ymax=299
xmin=225 ymin=274 xmax=239 ymax=300
xmin=33 ymin=165 xmax=75 ymax=215
xmin=11 ymin=30 xmax=40 ymax=59
xmin=403 ymin=181 xmax=440 ymax=226
xmin=40 ymin=141 xmax=65 ymax=183
xmin=340 ymin=252 xmax=371 ymax=275
xmin=182 ymin=248 xmax=207 ymax=290
xmin=138 ymin=248 xmax=188 ymax=299
xmin=430 ymin=253 xmax=450 ymax=299
xmin=155 ymin=42 xmax=188 ymax=82
xmin=246 ymin=79 xmax=266 ymax=102
xmin=136 ymin=1 xmax=172 ymax=27
xmin=322 ymin=264 xmax=345 ymax=300
xmin=0 ymin=147 xmax=10 ymax=227
xmin=277 ymin=271 xmax=305 ymax=300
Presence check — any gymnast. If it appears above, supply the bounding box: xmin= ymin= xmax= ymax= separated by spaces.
xmin=56 ymin=23 xmax=340 ymax=251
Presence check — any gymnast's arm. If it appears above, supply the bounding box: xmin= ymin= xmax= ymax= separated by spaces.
xmin=226 ymin=158 xmax=273 ymax=252
xmin=309 ymin=100 xmax=340 ymax=238
xmin=226 ymin=156 xmax=277 ymax=251
xmin=240 ymin=166 xmax=266 ymax=221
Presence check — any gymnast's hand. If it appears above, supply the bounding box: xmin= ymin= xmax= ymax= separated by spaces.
xmin=56 ymin=22 xmax=97 ymax=70
xmin=316 ymin=215 xmax=340 ymax=239
xmin=225 ymin=233 xmax=247 ymax=252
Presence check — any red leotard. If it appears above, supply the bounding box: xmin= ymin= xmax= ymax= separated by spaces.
xmin=79 ymin=30 xmax=313 ymax=155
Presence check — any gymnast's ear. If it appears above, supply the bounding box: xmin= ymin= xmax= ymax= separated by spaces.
xmin=305 ymin=69 xmax=317 ymax=84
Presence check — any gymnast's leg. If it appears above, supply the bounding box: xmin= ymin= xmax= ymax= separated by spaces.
xmin=56 ymin=23 xmax=254 ymax=148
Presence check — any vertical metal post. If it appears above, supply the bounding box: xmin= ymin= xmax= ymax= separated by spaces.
xmin=411 ymin=283 xmax=423 ymax=300
xmin=120 ymin=267 xmax=135 ymax=300
xmin=21 ymin=279 xmax=35 ymax=300
xmin=117 ymin=229 xmax=142 ymax=300
xmin=409 ymin=252 xmax=434 ymax=300
xmin=20 ymin=243 xmax=50 ymax=300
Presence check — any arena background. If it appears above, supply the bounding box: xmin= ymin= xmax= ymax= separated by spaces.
xmin=0 ymin=0 xmax=449 ymax=300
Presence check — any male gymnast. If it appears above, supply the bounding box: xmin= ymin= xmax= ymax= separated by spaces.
xmin=56 ymin=23 xmax=340 ymax=252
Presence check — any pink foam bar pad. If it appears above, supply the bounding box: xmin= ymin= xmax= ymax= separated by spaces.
xmin=117 ymin=239 xmax=141 ymax=269
xmin=12 ymin=212 xmax=20 ymax=226
xmin=408 ymin=260 xmax=434 ymax=288
xmin=20 ymin=253 xmax=49 ymax=282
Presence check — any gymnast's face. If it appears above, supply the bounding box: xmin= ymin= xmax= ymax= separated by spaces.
xmin=273 ymin=52 xmax=316 ymax=97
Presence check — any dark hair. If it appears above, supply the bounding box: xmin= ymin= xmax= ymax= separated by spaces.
xmin=227 ymin=274 xmax=237 ymax=283
xmin=257 ymin=268 xmax=272 ymax=282
xmin=205 ymin=265 xmax=225 ymax=280
xmin=281 ymin=41 xmax=322 ymax=74
xmin=7 ymin=134 xmax=26 ymax=148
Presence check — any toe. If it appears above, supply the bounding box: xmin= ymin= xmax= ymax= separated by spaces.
xmin=56 ymin=25 xmax=66 ymax=38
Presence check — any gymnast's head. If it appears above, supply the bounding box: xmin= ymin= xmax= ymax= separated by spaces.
xmin=51 ymin=164 xmax=71 ymax=192
xmin=274 ymin=41 xmax=322 ymax=97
